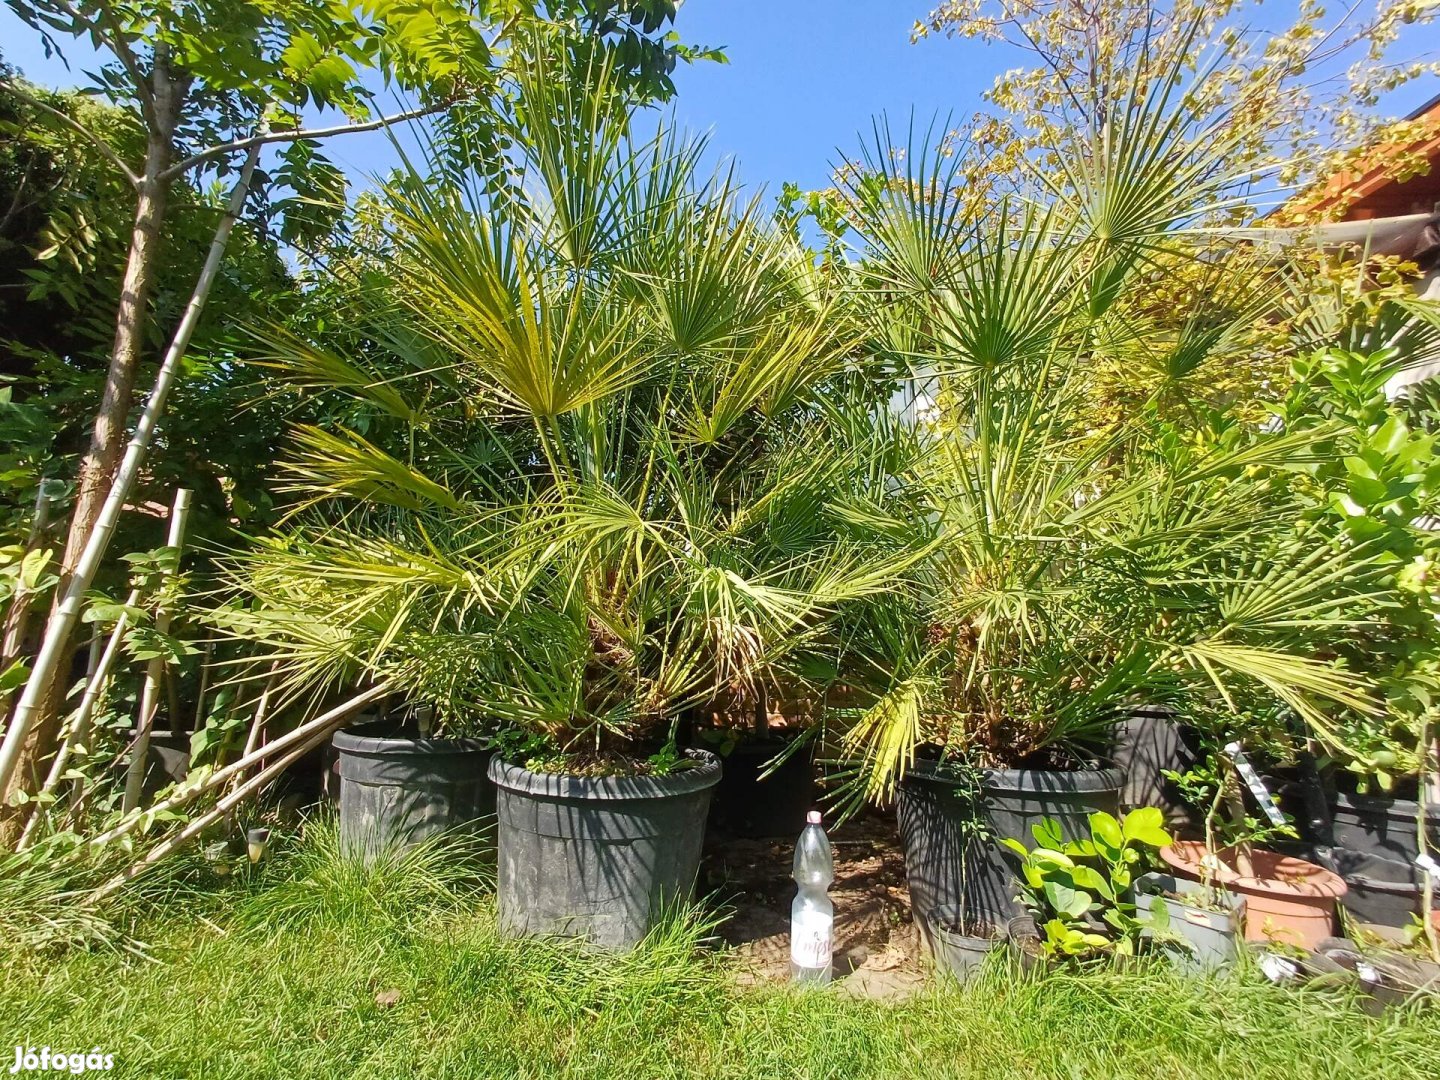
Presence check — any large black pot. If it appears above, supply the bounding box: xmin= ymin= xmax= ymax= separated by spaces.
xmin=709 ymin=736 xmax=816 ymax=838
xmin=1318 ymin=791 xmax=1440 ymax=928
xmin=1330 ymin=790 xmax=1440 ymax=865
xmin=490 ymin=750 xmax=721 ymax=950
xmin=897 ymin=759 xmax=1123 ymax=945
xmin=1112 ymin=705 xmax=1196 ymax=826
xmin=331 ymin=725 xmax=494 ymax=859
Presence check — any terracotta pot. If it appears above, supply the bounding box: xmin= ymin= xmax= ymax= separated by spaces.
xmin=1160 ymin=840 xmax=1346 ymax=951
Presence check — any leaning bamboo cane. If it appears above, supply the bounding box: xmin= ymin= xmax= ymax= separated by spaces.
xmin=85 ymin=683 xmax=388 ymax=850
xmin=15 ymin=607 xmax=137 ymax=851
xmin=91 ymin=728 xmax=317 ymax=901
xmin=227 ymin=665 xmax=280 ymax=795
xmin=90 ymin=688 xmax=379 ymax=901
xmin=190 ymin=642 xmax=213 ymax=733
xmin=121 ymin=488 xmax=193 ymax=813
xmin=0 ymin=144 xmax=262 ymax=806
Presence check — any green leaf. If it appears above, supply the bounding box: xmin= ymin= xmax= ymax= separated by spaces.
xmin=999 ymin=836 xmax=1031 ymax=860
xmin=1032 ymin=816 xmax=1064 ymax=849
xmin=1120 ymin=806 xmax=1173 ymax=848
xmin=1042 ymin=878 xmax=1092 ymax=919
xmin=1090 ymin=810 xmax=1123 ymax=850
xmin=0 ymin=659 xmax=29 ymax=694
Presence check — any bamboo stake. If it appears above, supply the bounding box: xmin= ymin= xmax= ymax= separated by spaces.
xmin=121 ymin=488 xmax=193 ymax=813
xmin=190 ymin=642 xmax=213 ymax=732
xmin=89 ymin=687 xmax=386 ymax=900
xmin=0 ymin=144 xmax=261 ymax=805
xmin=15 ymin=624 xmax=121 ymax=851
xmin=1221 ymin=757 xmax=1255 ymax=878
xmin=228 ymin=665 xmax=281 ymax=794
xmin=1419 ymin=720 xmax=1438 ymax=963
xmin=22 ymin=592 xmax=141 ymax=829
xmin=85 ymin=683 xmax=387 ymax=850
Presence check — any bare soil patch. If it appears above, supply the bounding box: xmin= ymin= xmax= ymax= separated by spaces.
xmin=700 ymin=810 xmax=926 ymax=999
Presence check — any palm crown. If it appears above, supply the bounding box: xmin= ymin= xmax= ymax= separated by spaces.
xmin=221 ymin=57 xmax=916 ymax=766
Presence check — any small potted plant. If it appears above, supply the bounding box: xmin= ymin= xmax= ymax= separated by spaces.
xmin=1001 ymin=807 xmax=1175 ymax=963
xmin=927 ymin=904 xmax=1008 ymax=982
xmin=1160 ymin=734 xmax=1345 ymax=951
xmin=1134 ymin=872 xmax=1246 ymax=972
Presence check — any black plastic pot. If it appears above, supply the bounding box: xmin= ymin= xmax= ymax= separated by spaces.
xmin=1006 ymin=914 xmax=1046 ymax=972
xmin=1112 ymin=705 xmax=1196 ymax=826
xmin=709 ymin=736 xmax=816 ymax=838
xmin=1317 ymin=846 xmax=1427 ymax=929
xmin=331 ymin=724 xmax=494 ymax=859
xmin=897 ymin=759 xmax=1123 ymax=945
xmin=1330 ymin=791 xmax=1440 ymax=866
xmin=1136 ymin=871 xmax=1244 ymax=973
xmin=1309 ymin=790 xmax=1440 ymax=928
xmin=490 ymin=750 xmax=722 ymax=950
xmin=928 ymin=905 xmax=1005 ymax=982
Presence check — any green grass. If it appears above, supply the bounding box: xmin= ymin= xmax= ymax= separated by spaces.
xmin=1 ymin=826 xmax=1436 ymax=1080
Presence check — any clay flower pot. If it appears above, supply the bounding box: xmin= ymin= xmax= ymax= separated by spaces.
xmin=1160 ymin=840 xmax=1346 ymax=951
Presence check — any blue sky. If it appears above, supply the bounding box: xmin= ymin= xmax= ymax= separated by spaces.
xmin=1 ymin=1 xmax=1435 ymax=198
xmin=0 ymin=1 xmax=973 ymax=195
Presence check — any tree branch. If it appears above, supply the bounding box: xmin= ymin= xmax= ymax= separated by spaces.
xmin=92 ymin=0 xmax=158 ymax=127
xmin=0 ymin=80 xmax=140 ymax=188
xmin=158 ymin=99 xmax=454 ymax=181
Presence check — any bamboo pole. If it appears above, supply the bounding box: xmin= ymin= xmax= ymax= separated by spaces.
xmin=121 ymin=488 xmax=193 ymax=813
xmin=89 ymin=686 xmax=386 ymax=900
xmin=85 ymin=683 xmax=387 ymax=850
xmin=15 ymin=615 xmax=133 ymax=851
xmin=228 ymin=665 xmax=280 ymax=794
xmin=1419 ymin=720 xmax=1438 ymax=963
xmin=190 ymin=642 xmax=213 ymax=732
xmin=0 ymin=143 xmax=261 ymax=807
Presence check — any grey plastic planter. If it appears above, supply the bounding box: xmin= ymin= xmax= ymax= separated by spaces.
xmin=928 ymin=906 xmax=1005 ymax=982
xmin=332 ymin=725 xmax=494 ymax=859
xmin=490 ymin=750 xmax=721 ymax=950
xmin=1136 ymin=871 xmax=1244 ymax=973
xmin=898 ymin=760 xmax=1123 ymax=946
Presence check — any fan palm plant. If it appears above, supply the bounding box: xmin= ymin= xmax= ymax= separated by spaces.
xmin=833 ymin=50 xmax=1401 ymax=806
xmin=219 ymin=54 xmax=916 ymax=775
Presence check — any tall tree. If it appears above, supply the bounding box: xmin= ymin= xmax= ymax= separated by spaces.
xmin=913 ymin=0 xmax=1440 ymax=213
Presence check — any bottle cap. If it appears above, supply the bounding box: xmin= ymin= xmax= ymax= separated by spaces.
xmin=806 ymin=810 xmax=822 ymax=825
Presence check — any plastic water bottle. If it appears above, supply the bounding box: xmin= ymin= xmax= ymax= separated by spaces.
xmin=791 ymin=810 xmax=834 ymax=983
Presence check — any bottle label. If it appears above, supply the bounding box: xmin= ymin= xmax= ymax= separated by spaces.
xmin=791 ymin=908 xmax=832 ymax=970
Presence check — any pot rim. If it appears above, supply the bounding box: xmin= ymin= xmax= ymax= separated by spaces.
xmin=331 ymin=725 xmax=491 ymax=756
xmin=1333 ymin=789 xmax=1440 ymax=820
xmin=1135 ymin=871 xmax=1245 ymax=915
xmin=905 ymin=756 xmax=1123 ymax=794
xmin=928 ymin=905 xmax=1007 ymax=943
xmin=489 ymin=748 xmax=722 ymax=801
xmin=1161 ymin=840 xmax=1347 ymax=899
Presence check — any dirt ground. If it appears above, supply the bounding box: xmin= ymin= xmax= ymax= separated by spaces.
xmin=700 ymin=810 xmax=928 ymax=999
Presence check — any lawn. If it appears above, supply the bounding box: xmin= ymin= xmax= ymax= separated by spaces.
xmin=1 ymin=829 xmax=1436 ymax=1080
